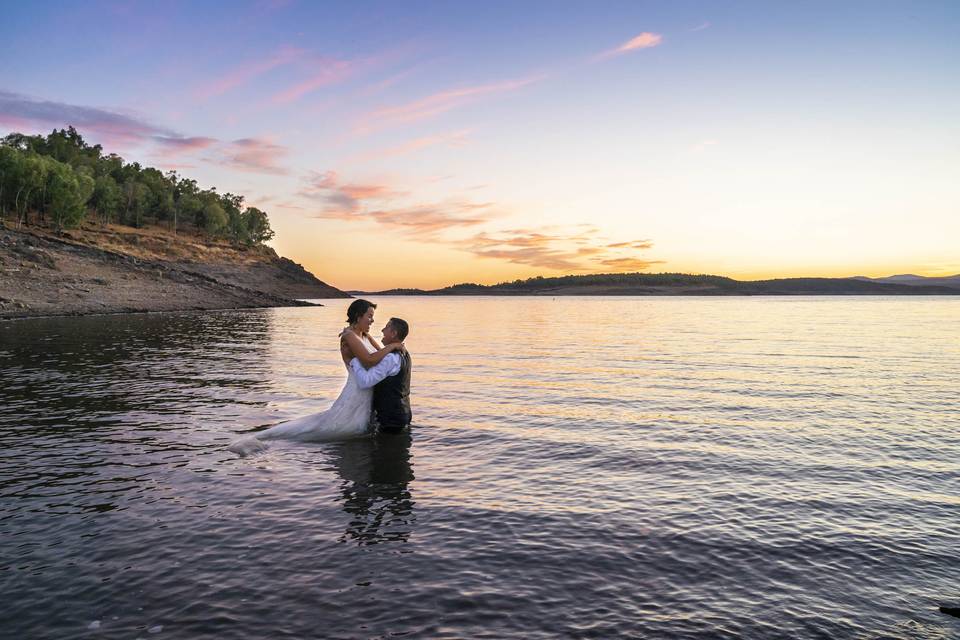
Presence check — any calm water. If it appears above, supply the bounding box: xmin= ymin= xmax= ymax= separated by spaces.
xmin=1 ymin=297 xmax=958 ymax=639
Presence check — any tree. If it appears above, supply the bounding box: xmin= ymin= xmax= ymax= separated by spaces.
xmin=1 ymin=128 xmax=276 ymax=244
xmin=121 ymin=179 xmax=146 ymax=227
xmin=47 ymin=160 xmax=94 ymax=232
xmin=242 ymin=207 xmax=274 ymax=245
xmin=91 ymin=175 xmax=121 ymax=225
xmin=0 ymin=146 xmax=21 ymax=223
xmin=16 ymin=153 xmax=49 ymax=227
xmin=203 ymin=201 xmax=227 ymax=235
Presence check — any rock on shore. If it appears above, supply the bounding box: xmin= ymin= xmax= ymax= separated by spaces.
xmin=0 ymin=224 xmax=349 ymax=319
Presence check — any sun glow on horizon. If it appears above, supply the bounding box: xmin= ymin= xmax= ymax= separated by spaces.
xmin=3 ymin=1 xmax=958 ymax=290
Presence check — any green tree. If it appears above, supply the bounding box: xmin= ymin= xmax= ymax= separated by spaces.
xmin=242 ymin=207 xmax=274 ymax=245
xmin=0 ymin=146 xmax=21 ymax=222
xmin=16 ymin=153 xmax=49 ymax=227
xmin=121 ymin=179 xmax=147 ymax=227
xmin=91 ymin=174 xmax=121 ymax=225
xmin=47 ymin=160 xmax=94 ymax=232
xmin=203 ymin=200 xmax=227 ymax=235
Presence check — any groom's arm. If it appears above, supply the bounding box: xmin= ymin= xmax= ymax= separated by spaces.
xmin=350 ymin=353 xmax=401 ymax=389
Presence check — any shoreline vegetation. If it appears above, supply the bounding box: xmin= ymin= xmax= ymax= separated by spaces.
xmin=355 ymin=272 xmax=960 ymax=297
xmin=0 ymin=127 xmax=348 ymax=320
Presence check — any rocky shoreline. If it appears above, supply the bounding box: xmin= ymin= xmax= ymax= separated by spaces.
xmin=0 ymin=224 xmax=349 ymax=320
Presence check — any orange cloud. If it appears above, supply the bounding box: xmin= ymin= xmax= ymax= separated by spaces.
xmin=600 ymin=257 xmax=664 ymax=270
xmin=365 ymin=203 xmax=490 ymax=234
xmin=460 ymin=227 xmax=659 ymax=272
xmin=355 ymin=77 xmax=540 ymax=133
xmin=606 ymin=240 xmax=653 ymax=249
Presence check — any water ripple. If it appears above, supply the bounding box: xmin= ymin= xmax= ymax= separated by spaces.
xmin=1 ymin=298 xmax=959 ymax=639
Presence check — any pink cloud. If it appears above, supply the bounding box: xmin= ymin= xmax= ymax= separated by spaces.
xmin=348 ymin=129 xmax=472 ymax=163
xmin=218 ymin=137 xmax=289 ymax=174
xmin=298 ymin=170 xmax=403 ymax=213
xmin=298 ymin=171 xmax=661 ymax=273
xmin=154 ymin=135 xmax=218 ymax=153
xmin=271 ymin=58 xmax=354 ymax=104
xmin=596 ymin=32 xmax=664 ymax=60
xmin=0 ymin=90 xmax=179 ymax=149
xmin=197 ymin=46 xmax=305 ymax=100
xmin=355 ymin=77 xmax=541 ymax=133
xmin=361 ymin=203 xmax=490 ymax=234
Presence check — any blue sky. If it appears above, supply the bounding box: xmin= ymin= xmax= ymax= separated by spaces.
xmin=2 ymin=1 xmax=958 ymax=289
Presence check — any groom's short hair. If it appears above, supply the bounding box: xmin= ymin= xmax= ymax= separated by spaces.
xmin=388 ymin=317 xmax=409 ymax=341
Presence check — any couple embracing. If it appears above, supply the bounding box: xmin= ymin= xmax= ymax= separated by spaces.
xmin=229 ymin=299 xmax=412 ymax=456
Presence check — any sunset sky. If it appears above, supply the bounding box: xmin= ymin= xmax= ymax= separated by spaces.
xmin=2 ymin=1 xmax=958 ymax=290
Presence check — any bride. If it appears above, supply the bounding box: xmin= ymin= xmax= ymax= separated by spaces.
xmin=228 ymin=299 xmax=403 ymax=456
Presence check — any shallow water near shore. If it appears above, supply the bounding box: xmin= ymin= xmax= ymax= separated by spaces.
xmin=1 ymin=296 xmax=958 ymax=639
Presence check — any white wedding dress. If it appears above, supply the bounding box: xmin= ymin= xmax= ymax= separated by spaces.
xmin=228 ymin=333 xmax=376 ymax=456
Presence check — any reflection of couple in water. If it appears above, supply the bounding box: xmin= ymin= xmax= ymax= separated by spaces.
xmin=230 ymin=299 xmax=412 ymax=456
xmin=328 ymin=433 xmax=416 ymax=545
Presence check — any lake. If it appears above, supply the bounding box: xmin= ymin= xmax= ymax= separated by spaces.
xmin=1 ymin=296 xmax=958 ymax=639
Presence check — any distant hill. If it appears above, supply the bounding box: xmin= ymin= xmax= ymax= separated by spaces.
xmin=852 ymin=274 xmax=960 ymax=289
xmin=357 ymin=272 xmax=960 ymax=297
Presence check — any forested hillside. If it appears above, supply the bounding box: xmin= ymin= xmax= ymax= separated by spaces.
xmin=0 ymin=127 xmax=274 ymax=245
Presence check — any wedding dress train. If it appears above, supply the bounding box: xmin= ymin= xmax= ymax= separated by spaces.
xmin=228 ymin=334 xmax=376 ymax=456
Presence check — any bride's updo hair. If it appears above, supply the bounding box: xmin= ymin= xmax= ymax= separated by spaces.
xmin=346 ymin=299 xmax=376 ymax=325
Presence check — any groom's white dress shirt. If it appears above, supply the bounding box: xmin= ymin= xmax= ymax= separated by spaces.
xmin=350 ymin=353 xmax=401 ymax=389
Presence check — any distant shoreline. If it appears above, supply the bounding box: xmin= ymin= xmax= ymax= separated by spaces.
xmin=352 ymin=273 xmax=960 ymax=297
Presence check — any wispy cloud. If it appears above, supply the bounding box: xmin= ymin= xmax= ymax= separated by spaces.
xmin=459 ymin=227 xmax=660 ymax=272
xmin=599 ymin=257 xmax=663 ymax=270
xmin=360 ymin=202 xmax=491 ymax=235
xmin=690 ymin=22 xmax=711 ymax=32
xmin=298 ymin=170 xmax=404 ymax=213
xmin=301 ymin=170 xmax=494 ymax=234
xmin=0 ymin=90 xmax=175 ymax=145
xmin=348 ymin=129 xmax=472 ymax=163
xmin=606 ymin=240 xmax=653 ymax=249
xmin=596 ymin=32 xmax=664 ymax=60
xmin=355 ymin=77 xmax=540 ymax=133
xmin=300 ymin=168 xmax=660 ymax=273
xmin=153 ymin=135 xmax=218 ymax=153
xmin=218 ymin=137 xmax=290 ymax=174
xmin=196 ymin=46 xmax=305 ymax=100
xmin=361 ymin=66 xmax=420 ymax=97
xmin=271 ymin=57 xmax=354 ymax=104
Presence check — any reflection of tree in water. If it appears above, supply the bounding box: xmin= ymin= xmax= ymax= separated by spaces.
xmin=327 ymin=434 xmax=416 ymax=546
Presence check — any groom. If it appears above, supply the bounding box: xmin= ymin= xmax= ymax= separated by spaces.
xmin=349 ymin=317 xmax=412 ymax=434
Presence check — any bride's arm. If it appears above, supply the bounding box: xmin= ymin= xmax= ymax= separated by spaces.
xmin=341 ymin=330 xmax=401 ymax=368
xmin=367 ymin=334 xmax=383 ymax=350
